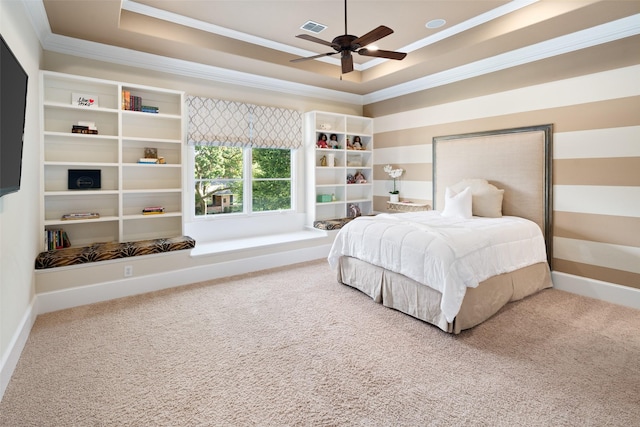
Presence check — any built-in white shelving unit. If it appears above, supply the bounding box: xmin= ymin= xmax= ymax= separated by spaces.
xmin=305 ymin=111 xmax=373 ymax=226
xmin=40 ymin=71 xmax=185 ymax=250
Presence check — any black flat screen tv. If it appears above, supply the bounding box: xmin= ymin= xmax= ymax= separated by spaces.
xmin=0 ymin=34 xmax=29 ymax=198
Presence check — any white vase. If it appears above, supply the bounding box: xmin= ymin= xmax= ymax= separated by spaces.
xmin=326 ymin=153 xmax=335 ymax=167
xmin=389 ymin=193 xmax=399 ymax=203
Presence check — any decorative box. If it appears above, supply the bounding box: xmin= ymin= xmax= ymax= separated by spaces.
xmin=347 ymin=154 xmax=361 ymax=167
xmin=317 ymin=194 xmax=332 ymax=202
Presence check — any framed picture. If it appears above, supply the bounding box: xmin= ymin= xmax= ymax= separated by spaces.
xmin=71 ymin=93 xmax=98 ymax=108
xmin=144 ymin=147 xmax=158 ymax=158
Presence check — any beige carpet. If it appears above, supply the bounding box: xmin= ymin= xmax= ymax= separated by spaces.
xmin=1 ymin=259 xmax=639 ymax=426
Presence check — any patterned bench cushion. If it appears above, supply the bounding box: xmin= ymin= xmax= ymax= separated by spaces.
xmin=313 ymin=217 xmax=355 ymax=230
xmin=35 ymin=236 xmax=196 ymax=269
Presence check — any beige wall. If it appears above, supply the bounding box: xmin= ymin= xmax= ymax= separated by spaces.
xmin=367 ymin=66 xmax=640 ymax=291
xmin=0 ymin=0 xmax=42 ymax=388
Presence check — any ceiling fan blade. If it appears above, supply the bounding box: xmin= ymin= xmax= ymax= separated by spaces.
xmin=358 ymin=48 xmax=407 ymax=60
xmin=290 ymin=52 xmax=338 ymax=63
xmin=341 ymin=51 xmax=354 ymax=74
xmin=296 ymin=34 xmax=338 ymax=49
xmin=353 ymin=25 xmax=394 ymax=48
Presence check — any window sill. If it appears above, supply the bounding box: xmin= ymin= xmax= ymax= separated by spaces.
xmin=189 ymin=228 xmax=328 ymax=257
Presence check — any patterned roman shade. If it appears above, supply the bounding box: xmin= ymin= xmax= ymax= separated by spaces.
xmin=186 ymin=96 xmax=303 ymax=149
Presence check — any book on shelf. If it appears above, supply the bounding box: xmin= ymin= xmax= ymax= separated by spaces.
xmin=122 ymin=91 xmax=141 ymax=111
xmin=142 ymin=206 xmax=165 ymax=215
xmin=121 ymin=90 xmax=159 ymax=113
xmin=122 ymin=90 xmax=130 ymax=110
xmin=61 ymin=212 xmax=100 ymax=220
xmin=45 ymin=229 xmax=71 ymax=250
xmin=138 ymin=156 xmax=165 ymax=164
xmin=72 ymin=121 xmax=98 ymax=134
xmin=138 ymin=158 xmax=159 ymax=164
xmin=130 ymin=95 xmax=141 ymax=111
xmin=77 ymin=121 xmax=97 ymax=129
xmin=71 ymin=128 xmax=99 ymax=134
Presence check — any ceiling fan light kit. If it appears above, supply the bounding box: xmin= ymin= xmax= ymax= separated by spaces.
xmin=291 ymin=0 xmax=407 ymax=75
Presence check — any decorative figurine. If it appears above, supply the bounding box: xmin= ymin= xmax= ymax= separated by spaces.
xmin=352 ymin=136 xmax=363 ymax=150
xmin=317 ymin=133 xmax=329 ymax=148
xmin=329 ymin=134 xmax=340 ymax=149
xmin=348 ymin=203 xmax=361 ymax=218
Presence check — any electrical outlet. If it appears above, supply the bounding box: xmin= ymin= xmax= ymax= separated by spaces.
xmin=124 ymin=265 xmax=133 ymax=277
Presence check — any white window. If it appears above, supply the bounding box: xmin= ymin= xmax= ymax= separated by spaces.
xmin=194 ymin=146 xmax=292 ymax=216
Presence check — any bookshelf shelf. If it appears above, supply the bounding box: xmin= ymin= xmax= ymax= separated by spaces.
xmin=44 ymin=161 xmax=119 ymax=167
xmin=41 ymin=71 xmax=185 ymax=250
xmin=44 ymin=216 xmax=120 ymax=226
xmin=44 ymin=190 xmax=120 ymax=196
xmin=123 ymin=212 xmax=182 ymax=220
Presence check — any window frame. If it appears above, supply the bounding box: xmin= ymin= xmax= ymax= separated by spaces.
xmin=188 ymin=145 xmax=298 ymax=221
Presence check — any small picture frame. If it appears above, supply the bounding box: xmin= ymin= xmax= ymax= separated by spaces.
xmin=72 ymin=93 xmax=98 ymax=108
xmin=144 ymin=147 xmax=158 ymax=159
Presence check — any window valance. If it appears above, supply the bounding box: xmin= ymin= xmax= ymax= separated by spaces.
xmin=186 ymin=96 xmax=303 ymax=149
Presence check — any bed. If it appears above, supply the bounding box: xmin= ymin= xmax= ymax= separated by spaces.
xmin=328 ymin=125 xmax=554 ymax=334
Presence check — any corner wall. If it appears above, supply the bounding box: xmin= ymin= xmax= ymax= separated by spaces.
xmin=369 ymin=65 xmax=640 ymax=295
xmin=0 ymin=0 xmax=42 ymax=399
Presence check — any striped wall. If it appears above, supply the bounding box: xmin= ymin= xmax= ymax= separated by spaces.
xmin=369 ymin=65 xmax=640 ymax=292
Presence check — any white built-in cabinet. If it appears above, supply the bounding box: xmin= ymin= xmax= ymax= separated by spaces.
xmin=40 ymin=71 xmax=184 ymax=250
xmin=305 ymin=111 xmax=373 ymax=225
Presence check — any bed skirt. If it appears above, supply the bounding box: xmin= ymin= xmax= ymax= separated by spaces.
xmin=336 ymin=256 xmax=552 ymax=334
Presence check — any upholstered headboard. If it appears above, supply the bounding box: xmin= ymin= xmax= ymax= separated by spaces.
xmin=433 ymin=125 xmax=553 ymax=264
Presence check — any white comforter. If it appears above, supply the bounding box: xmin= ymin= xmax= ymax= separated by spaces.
xmin=327 ymin=211 xmax=548 ymax=322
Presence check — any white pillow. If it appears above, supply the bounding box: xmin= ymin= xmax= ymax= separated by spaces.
xmin=442 ymin=186 xmax=472 ymax=219
xmin=450 ymin=178 xmax=504 ymax=218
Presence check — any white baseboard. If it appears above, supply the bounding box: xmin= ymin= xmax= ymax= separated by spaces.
xmin=1 ymin=299 xmax=37 ymax=402
xmin=37 ymin=243 xmax=332 ymax=314
xmin=551 ymin=271 xmax=640 ymax=310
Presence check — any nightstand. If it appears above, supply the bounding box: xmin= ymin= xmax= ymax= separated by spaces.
xmin=386 ymin=201 xmax=431 ymax=213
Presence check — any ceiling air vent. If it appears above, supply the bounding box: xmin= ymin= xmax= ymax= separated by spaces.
xmin=300 ymin=20 xmax=327 ymax=34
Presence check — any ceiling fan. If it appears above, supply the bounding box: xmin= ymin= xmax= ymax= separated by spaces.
xmin=290 ymin=0 xmax=407 ymax=74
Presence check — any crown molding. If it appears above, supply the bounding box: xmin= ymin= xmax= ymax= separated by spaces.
xmin=42 ymin=33 xmax=365 ymax=105
xmin=361 ymin=0 xmax=538 ymax=71
xmin=363 ymin=14 xmax=640 ymax=104
xmin=22 ymin=0 xmax=362 ymax=104
xmin=120 ymin=0 xmax=348 ymax=70
xmin=21 ymin=1 xmax=640 ymax=106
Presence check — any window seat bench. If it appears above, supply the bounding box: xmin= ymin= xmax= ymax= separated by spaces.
xmin=190 ymin=229 xmax=327 ymax=257
xmin=35 ymin=236 xmax=196 ymax=270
